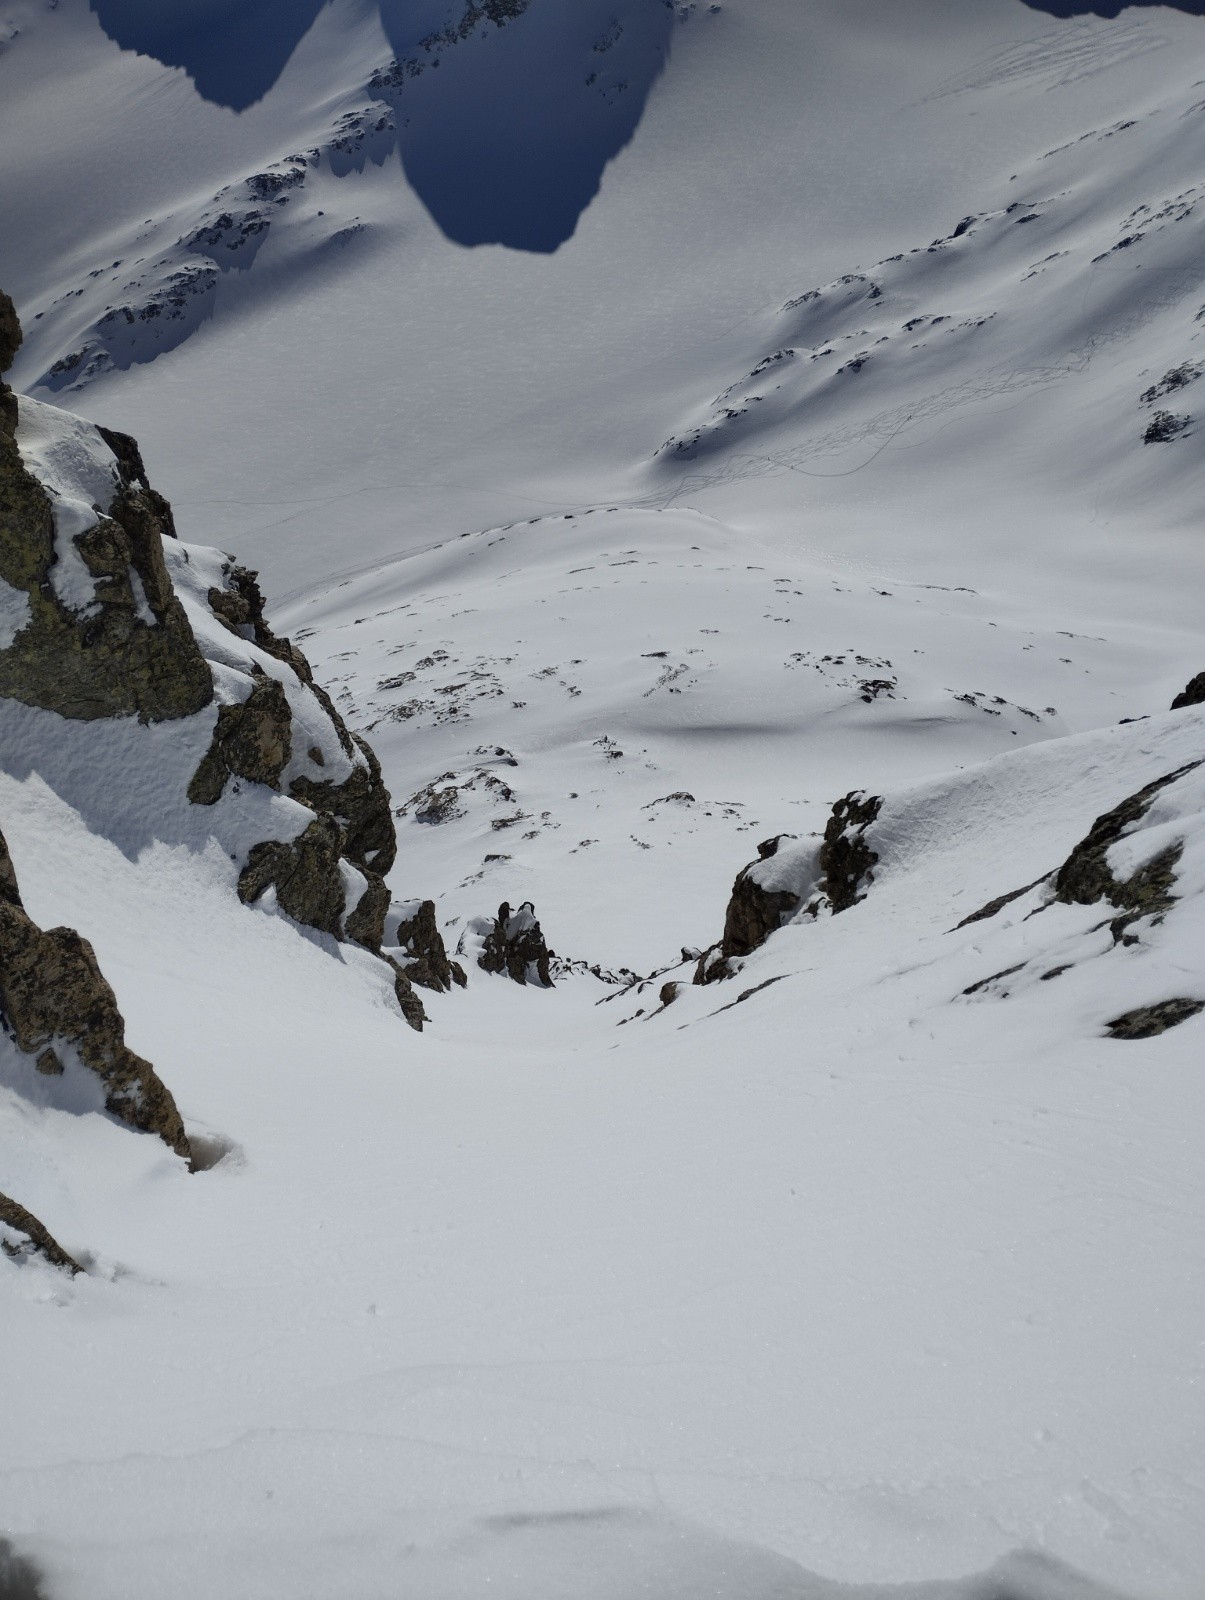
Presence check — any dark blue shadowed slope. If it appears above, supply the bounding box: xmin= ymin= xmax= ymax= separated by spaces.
xmin=382 ymin=0 xmax=673 ymax=253
xmin=1021 ymin=1 xmax=1205 ymax=16
xmin=87 ymin=0 xmax=673 ymax=253
xmin=89 ymin=0 xmax=327 ymax=112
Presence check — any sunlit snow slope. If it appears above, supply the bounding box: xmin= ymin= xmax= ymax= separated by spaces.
xmin=1 ymin=2 xmax=1204 ymax=1598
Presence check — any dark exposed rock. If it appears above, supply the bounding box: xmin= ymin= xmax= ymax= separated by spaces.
xmin=479 ymin=901 xmax=553 ymax=987
xmin=291 ymin=733 xmax=396 ymax=878
xmin=188 ymin=672 xmax=293 ymax=804
xmin=386 ymin=961 xmax=429 ymax=1032
xmin=0 ymin=290 xmax=20 ymax=380
xmin=819 ymin=791 xmax=882 ymax=912
xmin=0 ymin=1539 xmax=51 ymax=1600
xmin=696 ymin=793 xmax=882 ymax=985
xmin=1143 ymin=410 xmax=1190 ymax=443
xmin=1106 ymin=999 xmax=1204 ymax=1040
xmin=238 ymin=815 xmax=346 ymax=939
xmin=955 ymin=874 xmax=1050 ymax=930
xmin=0 ymin=1191 xmax=81 ymax=1274
xmin=390 ymin=900 xmax=465 ymax=991
xmin=1054 ymin=763 xmax=1200 ymax=938
xmin=0 ymin=407 xmax=213 ymax=722
xmin=98 ymin=424 xmax=178 ymax=538
xmin=207 ymin=561 xmax=317 ymax=685
xmin=0 ymin=827 xmax=191 ymax=1160
xmin=1171 ymin=672 xmax=1205 ymax=710
xmin=343 ymin=873 xmax=390 ymax=952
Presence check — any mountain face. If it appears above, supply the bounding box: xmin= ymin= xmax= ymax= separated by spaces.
xmin=2 ymin=6 xmax=1205 ymax=1600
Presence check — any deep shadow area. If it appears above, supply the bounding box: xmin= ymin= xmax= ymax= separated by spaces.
xmin=89 ymin=0 xmax=326 ymax=110
xmin=88 ymin=0 xmax=673 ymax=253
xmin=0 ymin=1541 xmax=50 ymax=1600
xmin=1021 ymin=1 xmax=1205 ymax=15
xmin=382 ymin=0 xmax=673 ymax=252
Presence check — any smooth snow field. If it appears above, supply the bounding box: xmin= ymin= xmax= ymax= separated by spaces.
xmin=2 ymin=2 xmax=1205 ymax=1598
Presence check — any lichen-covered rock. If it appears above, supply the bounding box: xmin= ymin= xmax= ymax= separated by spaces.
xmin=1171 ymin=672 xmax=1205 ymax=711
xmin=238 ymin=816 xmax=347 ymax=939
xmin=0 ymin=389 xmax=213 ymax=723
xmin=0 ymin=828 xmax=191 ymax=1160
xmin=819 ymin=791 xmax=882 ymax=912
xmin=1054 ymin=762 xmax=1200 ymax=938
xmin=188 ymin=671 xmax=293 ymax=804
xmin=388 ymin=900 xmax=466 ymax=992
xmin=477 ymin=901 xmax=553 ymax=987
xmin=0 ymin=1191 xmax=80 ymax=1274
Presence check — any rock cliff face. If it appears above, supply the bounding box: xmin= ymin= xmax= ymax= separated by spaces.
xmin=0 ymin=293 xmax=213 ymax=723
xmin=0 ymin=826 xmax=191 ymax=1160
xmin=0 ymin=286 xmax=445 ymax=1029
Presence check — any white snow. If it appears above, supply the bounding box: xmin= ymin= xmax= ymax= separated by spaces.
xmin=1 ymin=2 xmax=1205 ymax=1598
xmin=0 ymin=575 xmax=32 ymax=647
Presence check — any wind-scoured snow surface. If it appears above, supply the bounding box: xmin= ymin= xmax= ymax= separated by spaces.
xmin=2 ymin=2 xmax=1205 ymax=1597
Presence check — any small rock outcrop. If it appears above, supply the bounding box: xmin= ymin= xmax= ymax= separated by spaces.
xmin=238 ymin=815 xmax=348 ymax=940
xmin=187 ymin=670 xmax=293 ymax=803
xmin=387 ymin=901 xmax=466 ymax=993
xmin=1171 ymin=672 xmax=1205 ymax=711
xmin=0 ymin=828 xmax=191 ymax=1160
xmin=477 ymin=901 xmax=553 ymax=987
xmin=0 ymin=1191 xmax=80 ymax=1274
xmin=1054 ymin=762 xmax=1200 ymax=939
xmin=1106 ymin=999 xmax=1204 ymax=1039
xmin=819 ymin=791 xmax=882 ymax=913
xmin=0 ymin=298 xmax=213 ymax=723
xmin=696 ymin=791 xmax=884 ymax=984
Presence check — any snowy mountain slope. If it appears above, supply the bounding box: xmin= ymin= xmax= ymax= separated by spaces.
xmin=2 ymin=2 xmax=1205 ymax=1598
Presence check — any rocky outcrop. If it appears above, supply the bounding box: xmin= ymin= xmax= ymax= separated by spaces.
xmin=819 ymin=791 xmax=882 ymax=913
xmin=238 ymin=816 xmax=348 ymax=940
xmin=696 ymin=791 xmax=884 ymax=984
xmin=1171 ymin=672 xmax=1205 ymax=710
xmin=477 ymin=901 xmax=553 ymax=987
xmin=290 ymin=733 xmax=396 ymax=878
xmin=0 ymin=299 xmax=212 ymax=723
xmin=1106 ymin=999 xmax=1204 ymax=1040
xmin=206 ymin=559 xmax=317 ymax=687
xmin=388 ymin=900 xmax=466 ymax=992
xmin=0 ymin=828 xmax=191 ymax=1160
xmin=0 ymin=1191 xmax=80 ymax=1274
xmin=1 ymin=284 xmax=443 ymax=1036
xmin=1054 ymin=762 xmax=1200 ymax=940
xmin=188 ymin=671 xmax=293 ymax=803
